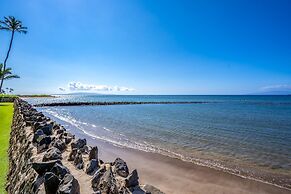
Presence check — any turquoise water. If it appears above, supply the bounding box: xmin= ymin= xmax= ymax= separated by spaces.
xmin=28 ymin=95 xmax=291 ymax=188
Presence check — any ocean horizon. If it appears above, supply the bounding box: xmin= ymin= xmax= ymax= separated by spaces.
xmin=27 ymin=94 xmax=291 ymax=189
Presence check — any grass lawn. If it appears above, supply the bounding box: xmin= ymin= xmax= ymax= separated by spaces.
xmin=0 ymin=103 xmax=13 ymax=194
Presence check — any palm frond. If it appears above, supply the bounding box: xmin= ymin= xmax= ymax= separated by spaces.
xmin=0 ymin=16 xmax=28 ymax=33
xmin=0 ymin=65 xmax=20 ymax=81
xmin=3 ymin=74 xmax=20 ymax=80
xmin=0 ymin=27 xmax=10 ymax=31
xmin=2 ymin=69 xmax=12 ymax=75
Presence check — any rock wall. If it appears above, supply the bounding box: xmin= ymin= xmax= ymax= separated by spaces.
xmin=6 ymin=98 xmax=164 ymax=194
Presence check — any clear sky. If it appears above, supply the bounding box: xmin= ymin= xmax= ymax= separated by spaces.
xmin=0 ymin=0 xmax=290 ymax=94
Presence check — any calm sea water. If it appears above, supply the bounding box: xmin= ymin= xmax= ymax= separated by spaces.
xmin=27 ymin=95 xmax=291 ymax=187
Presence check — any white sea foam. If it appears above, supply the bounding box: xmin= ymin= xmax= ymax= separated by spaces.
xmin=103 ymin=127 xmax=112 ymax=132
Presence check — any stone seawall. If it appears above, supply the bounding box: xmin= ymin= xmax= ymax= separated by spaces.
xmin=6 ymin=98 xmax=164 ymax=194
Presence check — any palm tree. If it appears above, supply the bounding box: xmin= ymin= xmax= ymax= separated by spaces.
xmin=0 ymin=16 xmax=27 ymax=92
xmin=0 ymin=63 xmax=20 ymax=88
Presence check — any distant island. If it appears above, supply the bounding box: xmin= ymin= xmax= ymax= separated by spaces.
xmin=18 ymin=94 xmax=56 ymax=98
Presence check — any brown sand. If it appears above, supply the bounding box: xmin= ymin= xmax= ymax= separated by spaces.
xmin=82 ymin=136 xmax=291 ymax=194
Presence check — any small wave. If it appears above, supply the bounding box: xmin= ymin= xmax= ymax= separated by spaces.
xmin=103 ymin=127 xmax=112 ymax=132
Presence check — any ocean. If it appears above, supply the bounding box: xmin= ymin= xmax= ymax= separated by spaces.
xmin=27 ymin=95 xmax=291 ymax=188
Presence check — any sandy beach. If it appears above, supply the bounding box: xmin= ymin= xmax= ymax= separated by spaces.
xmin=68 ymin=128 xmax=291 ymax=194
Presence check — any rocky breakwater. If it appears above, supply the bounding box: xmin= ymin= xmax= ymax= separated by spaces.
xmin=6 ymin=98 xmax=164 ymax=194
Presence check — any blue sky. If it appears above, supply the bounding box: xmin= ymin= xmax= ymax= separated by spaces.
xmin=0 ymin=0 xmax=290 ymax=94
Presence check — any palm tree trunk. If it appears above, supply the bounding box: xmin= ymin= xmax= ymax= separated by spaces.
xmin=0 ymin=30 xmax=15 ymax=93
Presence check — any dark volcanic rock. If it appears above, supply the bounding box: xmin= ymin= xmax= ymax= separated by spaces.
xmin=98 ymin=168 xmax=117 ymax=194
xmin=71 ymin=138 xmax=86 ymax=150
xmin=33 ymin=129 xmax=44 ymax=143
xmin=57 ymin=174 xmax=80 ymax=194
xmin=41 ymin=123 xmax=54 ymax=135
xmin=91 ymin=166 xmax=106 ymax=189
xmin=37 ymin=135 xmax=52 ymax=153
xmin=85 ymin=159 xmax=98 ymax=174
xmin=89 ymin=146 xmax=98 ymax=160
xmin=63 ymin=132 xmax=74 ymax=144
xmin=73 ymin=151 xmax=84 ymax=169
xmin=125 ymin=169 xmax=139 ymax=188
xmin=44 ymin=172 xmax=60 ymax=194
xmin=114 ymin=158 xmax=129 ymax=178
xmin=43 ymin=147 xmax=62 ymax=162
xmin=68 ymin=148 xmax=78 ymax=161
xmin=37 ymin=134 xmax=52 ymax=145
xmin=51 ymin=139 xmax=66 ymax=152
xmin=32 ymin=160 xmax=62 ymax=175
xmin=32 ymin=175 xmax=45 ymax=193
xmin=56 ymin=128 xmax=65 ymax=135
xmin=39 ymin=134 xmax=51 ymax=146
xmin=80 ymin=145 xmax=90 ymax=154
xmin=51 ymin=163 xmax=70 ymax=179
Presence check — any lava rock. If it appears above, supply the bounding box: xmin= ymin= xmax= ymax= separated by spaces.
xmin=57 ymin=174 xmax=80 ymax=194
xmin=32 ymin=122 xmax=41 ymax=132
xmin=44 ymin=172 xmax=60 ymax=194
xmin=62 ymin=132 xmax=74 ymax=144
xmin=51 ymin=139 xmax=66 ymax=152
xmin=91 ymin=166 xmax=106 ymax=189
xmin=40 ymin=123 xmax=54 ymax=135
xmin=71 ymin=138 xmax=86 ymax=150
xmin=64 ymin=136 xmax=73 ymax=144
xmin=114 ymin=158 xmax=129 ymax=177
xmin=89 ymin=146 xmax=98 ymax=160
xmin=37 ymin=135 xmax=52 ymax=153
xmin=32 ymin=160 xmax=62 ymax=175
xmin=125 ymin=169 xmax=139 ymax=188
xmin=37 ymin=135 xmax=52 ymax=145
xmin=98 ymin=168 xmax=117 ymax=194
xmin=80 ymin=145 xmax=90 ymax=154
xmin=68 ymin=148 xmax=78 ymax=161
xmin=73 ymin=151 xmax=84 ymax=169
xmin=51 ymin=163 xmax=70 ymax=179
xmin=85 ymin=159 xmax=98 ymax=174
xmin=56 ymin=128 xmax=65 ymax=135
xmin=43 ymin=147 xmax=62 ymax=162
xmin=33 ymin=129 xmax=44 ymax=143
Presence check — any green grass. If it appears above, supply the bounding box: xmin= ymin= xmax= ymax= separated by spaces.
xmin=0 ymin=103 xmax=13 ymax=194
xmin=18 ymin=94 xmax=54 ymax=98
xmin=0 ymin=94 xmax=17 ymax=98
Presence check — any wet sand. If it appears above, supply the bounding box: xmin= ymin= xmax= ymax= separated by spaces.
xmin=70 ymin=128 xmax=291 ymax=194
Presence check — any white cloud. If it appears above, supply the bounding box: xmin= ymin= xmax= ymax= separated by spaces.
xmin=260 ymin=84 xmax=291 ymax=91
xmin=58 ymin=87 xmax=66 ymax=91
xmin=67 ymin=82 xmax=135 ymax=92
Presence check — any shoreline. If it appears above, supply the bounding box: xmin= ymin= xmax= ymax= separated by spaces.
xmin=41 ymin=107 xmax=291 ymax=191
xmin=64 ymin=124 xmax=291 ymax=194
xmin=6 ymin=98 xmax=164 ymax=193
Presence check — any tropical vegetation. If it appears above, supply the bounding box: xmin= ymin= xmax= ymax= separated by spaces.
xmin=0 ymin=16 xmax=27 ymax=93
